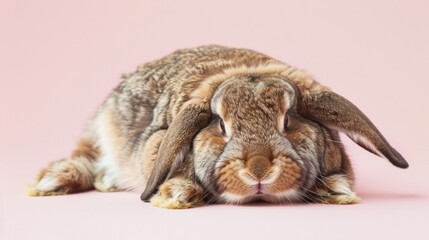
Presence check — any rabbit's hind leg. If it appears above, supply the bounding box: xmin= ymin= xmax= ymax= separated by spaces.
xmin=28 ymin=139 xmax=99 ymax=196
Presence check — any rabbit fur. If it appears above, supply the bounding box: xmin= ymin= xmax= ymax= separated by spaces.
xmin=28 ymin=45 xmax=408 ymax=209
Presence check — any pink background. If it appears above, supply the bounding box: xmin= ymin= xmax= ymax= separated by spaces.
xmin=1 ymin=0 xmax=428 ymax=239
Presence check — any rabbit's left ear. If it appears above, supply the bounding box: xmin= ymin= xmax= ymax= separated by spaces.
xmin=140 ymin=100 xmax=211 ymax=202
xmin=297 ymin=86 xmax=408 ymax=169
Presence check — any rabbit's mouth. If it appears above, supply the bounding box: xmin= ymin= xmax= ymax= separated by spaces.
xmin=252 ymin=182 xmax=268 ymax=195
xmin=255 ymin=182 xmax=264 ymax=194
xmin=213 ymin=154 xmax=303 ymax=204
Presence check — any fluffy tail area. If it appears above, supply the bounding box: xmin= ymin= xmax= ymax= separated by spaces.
xmin=28 ymin=139 xmax=99 ymax=196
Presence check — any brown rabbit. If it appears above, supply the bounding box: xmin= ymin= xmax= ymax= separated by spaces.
xmin=28 ymin=45 xmax=408 ymax=209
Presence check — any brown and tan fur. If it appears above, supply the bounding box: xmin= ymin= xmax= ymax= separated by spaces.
xmin=28 ymin=45 xmax=408 ymax=209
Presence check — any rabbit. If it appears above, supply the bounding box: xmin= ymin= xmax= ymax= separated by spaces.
xmin=28 ymin=45 xmax=408 ymax=209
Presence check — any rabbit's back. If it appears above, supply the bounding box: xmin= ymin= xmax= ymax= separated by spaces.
xmin=110 ymin=45 xmax=275 ymax=136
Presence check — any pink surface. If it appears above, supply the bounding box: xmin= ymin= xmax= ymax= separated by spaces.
xmin=1 ymin=0 xmax=428 ymax=239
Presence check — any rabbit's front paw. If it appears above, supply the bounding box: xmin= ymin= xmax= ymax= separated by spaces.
xmin=307 ymin=174 xmax=360 ymax=205
xmin=150 ymin=178 xmax=205 ymax=209
xmin=316 ymin=192 xmax=360 ymax=204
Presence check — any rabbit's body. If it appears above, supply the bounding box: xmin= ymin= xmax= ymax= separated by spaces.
xmin=90 ymin=45 xmax=280 ymax=192
xmin=29 ymin=45 xmax=408 ymax=208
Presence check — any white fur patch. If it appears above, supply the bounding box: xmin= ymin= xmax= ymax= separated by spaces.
xmin=220 ymin=192 xmax=249 ymax=203
xmin=262 ymin=189 xmax=301 ymax=203
xmin=34 ymin=177 xmax=59 ymax=192
xmin=238 ymin=170 xmax=259 ymax=185
xmin=329 ymin=175 xmax=353 ymax=195
xmin=346 ymin=132 xmax=387 ymax=159
xmin=93 ymin=106 xmax=124 ymax=190
xmin=261 ymin=164 xmax=281 ymax=185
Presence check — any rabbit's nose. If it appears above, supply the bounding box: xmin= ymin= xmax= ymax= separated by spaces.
xmin=246 ymin=154 xmax=271 ymax=180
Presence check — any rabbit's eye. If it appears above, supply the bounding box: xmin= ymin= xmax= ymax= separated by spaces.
xmin=219 ymin=119 xmax=226 ymax=135
xmin=283 ymin=114 xmax=289 ymax=131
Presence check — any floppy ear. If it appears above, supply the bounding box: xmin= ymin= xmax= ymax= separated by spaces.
xmin=140 ymin=100 xmax=211 ymax=202
xmin=297 ymin=87 xmax=408 ymax=169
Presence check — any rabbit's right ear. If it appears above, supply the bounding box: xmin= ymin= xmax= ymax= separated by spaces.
xmin=295 ymin=84 xmax=408 ymax=169
xmin=140 ymin=100 xmax=211 ymax=202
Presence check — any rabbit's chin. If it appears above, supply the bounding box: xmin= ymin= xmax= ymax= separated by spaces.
xmin=217 ymin=189 xmax=302 ymax=204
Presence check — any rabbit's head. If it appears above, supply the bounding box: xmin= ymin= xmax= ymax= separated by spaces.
xmin=141 ymin=70 xmax=408 ymax=203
